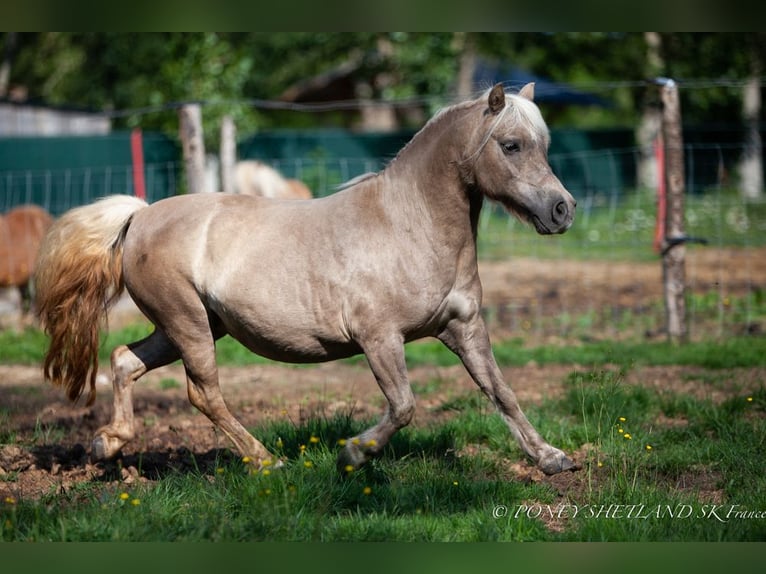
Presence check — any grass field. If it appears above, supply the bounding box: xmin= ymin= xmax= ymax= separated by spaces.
xmin=478 ymin=187 xmax=766 ymax=261
xmin=1 ymin=329 xmax=765 ymax=541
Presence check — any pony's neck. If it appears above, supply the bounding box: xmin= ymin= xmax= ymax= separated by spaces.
xmin=381 ymin=100 xmax=483 ymax=234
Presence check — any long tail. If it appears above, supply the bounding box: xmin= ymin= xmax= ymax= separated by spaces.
xmin=34 ymin=195 xmax=149 ymax=406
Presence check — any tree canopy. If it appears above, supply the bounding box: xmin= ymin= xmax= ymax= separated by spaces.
xmin=2 ymin=32 xmax=762 ymax=142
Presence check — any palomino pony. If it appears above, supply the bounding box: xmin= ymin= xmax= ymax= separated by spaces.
xmin=0 ymin=204 xmax=53 ymax=313
xmin=35 ymin=83 xmax=577 ymax=475
xmin=234 ymin=160 xmax=313 ymax=199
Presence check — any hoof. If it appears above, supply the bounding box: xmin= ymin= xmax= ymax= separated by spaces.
xmin=537 ymin=450 xmax=581 ymax=475
xmin=336 ymin=442 xmax=367 ymax=475
xmin=91 ymin=433 xmax=125 ymax=461
xmin=91 ymin=435 xmax=115 ymax=461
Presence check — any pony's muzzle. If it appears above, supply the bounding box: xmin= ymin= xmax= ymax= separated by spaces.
xmin=545 ymin=195 xmax=575 ymax=234
xmin=552 ymin=200 xmax=569 ymax=224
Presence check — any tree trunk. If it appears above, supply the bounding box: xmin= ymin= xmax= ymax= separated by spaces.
xmin=0 ymin=33 xmax=18 ymax=98
xmin=740 ymin=62 xmax=763 ymax=200
xmin=636 ymin=32 xmax=664 ymax=191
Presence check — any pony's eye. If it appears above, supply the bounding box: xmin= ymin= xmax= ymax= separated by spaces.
xmin=501 ymin=141 xmax=521 ymax=155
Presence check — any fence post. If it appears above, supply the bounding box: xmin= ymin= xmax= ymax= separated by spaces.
xmin=220 ymin=115 xmax=236 ymax=194
xmin=658 ymin=79 xmax=688 ymax=344
xmin=130 ymin=128 xmax=146 ymax=200
xmin=178 ymin=103 xmax=206 ymax=193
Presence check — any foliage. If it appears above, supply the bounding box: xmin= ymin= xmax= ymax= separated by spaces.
xmin=3 ymin=32 xmax=763 ymax=140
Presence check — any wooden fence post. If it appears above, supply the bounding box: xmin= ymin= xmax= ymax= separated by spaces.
xmin=220 ymin=115 xmax=236 ymax=194
xmin=178 ymin=104 xmax=206 ymax=194
xmin=659 ymin=79 xmax=688 ymax=344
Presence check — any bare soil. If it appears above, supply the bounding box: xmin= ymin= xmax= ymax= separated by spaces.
xmin=1 ymin=248 xmax=765 ymax=507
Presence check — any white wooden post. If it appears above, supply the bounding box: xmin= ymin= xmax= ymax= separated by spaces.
xmin=178 ymin=104 xmax=206 ymax=194
xmin=220 ymin=115 xmax=236 ymax=194
xmin=659 ymin=79 xmax=688 ymax=344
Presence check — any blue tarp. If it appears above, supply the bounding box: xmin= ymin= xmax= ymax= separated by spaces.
xmin=473 ymin=60 xmax=612 ymax=107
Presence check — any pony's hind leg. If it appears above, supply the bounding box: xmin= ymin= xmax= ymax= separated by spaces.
xmin=91 ymin=329 xmax=180 ymax=460
xmin=154 ymin=306 xmax=276 ymax=467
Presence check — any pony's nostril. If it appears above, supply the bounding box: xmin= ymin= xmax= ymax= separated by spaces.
xmin=552 ymin=201 xmax=568 ymax=224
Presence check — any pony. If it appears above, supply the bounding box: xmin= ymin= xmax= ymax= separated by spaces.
xmin=234 ymin=160 xmax=313 ymax=200
xmin=0 ymin=204 xmax=53 ymax=313
xmin=35 ymin=83 xmax=578 ymax=475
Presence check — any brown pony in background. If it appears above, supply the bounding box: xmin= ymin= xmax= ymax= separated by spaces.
xmin=0 ymin=205 xmax=53 ymax=313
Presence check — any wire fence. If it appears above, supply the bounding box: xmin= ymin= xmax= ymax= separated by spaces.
xmin=1 ymin=143 xmax=765 ymax=342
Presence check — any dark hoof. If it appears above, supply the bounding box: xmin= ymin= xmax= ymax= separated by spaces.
xmin=538 ymin=452 xmax=581 ymax=475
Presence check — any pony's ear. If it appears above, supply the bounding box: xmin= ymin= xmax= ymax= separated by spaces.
xmin=488 ymin=83 xmax=506 ymax=114
xmin=518 ymin=82 xmax=535 ymax=101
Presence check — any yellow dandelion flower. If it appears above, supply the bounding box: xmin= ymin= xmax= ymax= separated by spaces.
xmin=119 ymin=492 xmax=130 ymax=501
xmin=617 ymin=428 xmax=624 ymax=434
xmin=262 ymin=469 xmax=271 ymax=477
xmin=130 ymin=499 xmax=141 ymax=506
xmin=453 ymin=481 xmax=459 ymax=486
xmin=366 ymin=439 xmax=377 ymax=447
xmin=242 ymin=456 xmax=252 ymax=464
xmin=264 ymin=489 xmax=272 ymax=495
xmin=645 ymin=444 xmax=653 ymax=451
xmin=261 ymin=459 xmax=272 ymax=467
xmin=276 ymin=438 xmax=284 ymax=449
xmin=4 ymin=496 xmax=16 ymax=505
xmin=597 ymin=461 xmax=604 ymax=468
xmin=351 ymin=438 xmax=361 ymax=446
xmin=344 ymin=465 xmax=354 ymax=473
xmin=216 ymin=467 xmax=225 ymax=474
xmin=618 ymin=417 xmax=626 ymax=422
xmin=299 ymin=444 xmax=307 ymax=453
xmin=624 ymin=433 xmax=632 ymax=440
xmin=746 ymin=397 xmax=753 ymax=402
xmin=303 ymin=460 xmax=313 ymax=469
xmin=309 ymin=436 xmax=320 ymax=444
xmin=337 ymin=438 xmax=347 ymax=446
xmin=363 ymin=486 xmax=372 ymax=495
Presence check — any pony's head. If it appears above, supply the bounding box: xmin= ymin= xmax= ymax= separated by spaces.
xmin=462 ymin=83 xmax=575 ymax=235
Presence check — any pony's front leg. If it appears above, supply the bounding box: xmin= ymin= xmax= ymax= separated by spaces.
xmin=337 ymin=334 xmax=415 ymax=473
xmin=439 ymin=317 xmax=578 ymax=475
xmin=92 ymin=331 xmax=179 ymax=460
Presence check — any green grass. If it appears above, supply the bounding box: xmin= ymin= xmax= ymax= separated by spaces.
xmin=3 ymin=322 xmax=765 ymax=370
xmin=3 ymin=322 xmax=765 ymax=371
xmin=2 ymin=369 xmax=764 ymax=541
xmin=477 ymin=187 xmax=766 ymax=261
